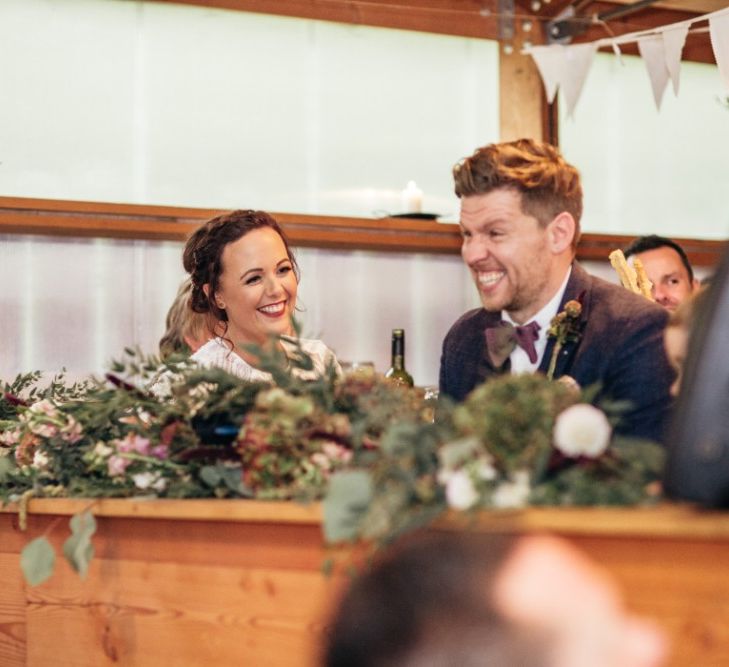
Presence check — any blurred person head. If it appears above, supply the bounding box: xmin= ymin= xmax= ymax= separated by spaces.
xmin=183 ymin=210 xmax=300 ymax=356
xmin=324 ymin=530 xmax=666 ymax=667
xmin=664 ymin=287 xmax=708 ymax=397
xmin=453 ymin=139 xmax=582 ymax=324
xmin=623 ymin=235 xmax=699 ymax=311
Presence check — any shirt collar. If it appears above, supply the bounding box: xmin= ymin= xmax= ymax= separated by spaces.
xmin=503 ymin=267 xmax=572 ymax=333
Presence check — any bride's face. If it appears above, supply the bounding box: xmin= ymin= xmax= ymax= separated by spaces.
xmin=211 ymin=227 xmax=298 ymax=348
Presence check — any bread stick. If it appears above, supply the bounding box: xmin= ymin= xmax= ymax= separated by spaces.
xmin=632 ymin=257 xmax=654 ymax=301
xmin=609 ymin=249 xmax=639 ymax=294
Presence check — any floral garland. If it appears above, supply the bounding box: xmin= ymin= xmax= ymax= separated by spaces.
xmin=1 ymin=344 xmax=664 ymax=584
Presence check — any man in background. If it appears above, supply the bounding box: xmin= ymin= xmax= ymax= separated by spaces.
xmin=623 ymin=235 xmax=700 ymax=311
xmin=439 ymin=138 xmax=674 ymax=443
xmin=324 ymin=531 xmax=666 ymax=667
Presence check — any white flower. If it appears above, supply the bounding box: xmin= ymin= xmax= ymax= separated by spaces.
xmin=28 ymin=399 xmax=58 ymax=418
xmin=93 ymin=441 xmax=114 ymax=458
xmin=132 ymin=472 xmax=167 ymax=493
xmin=32 ymin=450 xmax=50 ymax=470
xmin=476 ymin=455 xmax=498 ymax=481
xmin=132 ymin=472 xmax=158 ymax=490
xmin=492 ymin=470 xmax=531 ymax=508
xmin=436 ymin=468 xmax=453 ymax=485
xmin=151 ymin=477 xmax=167 ymax=492
xmin=554 ymin=404 xmax=612 ymax=458
xmin=445 ymin=470 xmax=479 ymax=510
xmin=188 ymin=382 xmax=217 ymax=415
xmin=0 ymin=428 xmax=21 ymax=446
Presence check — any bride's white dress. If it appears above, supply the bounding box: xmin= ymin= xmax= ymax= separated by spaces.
xmin=190 ymin=336 xmax=341 ymax=382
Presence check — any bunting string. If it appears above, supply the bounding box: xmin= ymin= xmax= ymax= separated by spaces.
xmin=525 ymin=6 xmax=729 ymax=116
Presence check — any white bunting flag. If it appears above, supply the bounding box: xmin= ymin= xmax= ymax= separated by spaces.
xmin=529 ymin=45 xmax=564 ymax=104
xmin=561 ymin=43 xmax=597 ymax=117
xmin=710 ymin=11 xmax=729 ymax=90
xmin=663 ymin=24 xmax=688 ymax=95
xmin=525 ymin=5 xmax=729 ymax=116
xmin=638 ymin=36 xmax=669 ymax=110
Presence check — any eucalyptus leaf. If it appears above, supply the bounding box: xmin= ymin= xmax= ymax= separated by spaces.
xmin=0 ymin=455 xmax=14 ymax=483
xmin=323 ymin=470 xmax=373 ymax=543
xmin=20 ymin=536 xmax=56 ymax=586
xmin=62 ymin=511 xmax=97 ymax=578
xmin=221 ymin=466 xmax=252 ymax=497
xmin=200 ymin=466 xmax=222 ymax=487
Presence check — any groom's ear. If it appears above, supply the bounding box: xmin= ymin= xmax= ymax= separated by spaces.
xmin=547 ymin=212 xmax=576 ymax=255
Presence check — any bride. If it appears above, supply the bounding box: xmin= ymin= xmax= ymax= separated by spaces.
xmin=182 ymin=209 xmax=340 ymax=381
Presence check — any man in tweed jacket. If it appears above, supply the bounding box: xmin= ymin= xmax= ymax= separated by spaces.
xmin=439 ymin=139 xmax=674 ymax=443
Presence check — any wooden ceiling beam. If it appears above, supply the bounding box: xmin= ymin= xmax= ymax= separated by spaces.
xmin=538 ymin=0 xmax=718 ymax=63
xmin=153 ymin=0 xmax=503 ymax=41
xmin=152 ymin=0 xmax=720 ymax=63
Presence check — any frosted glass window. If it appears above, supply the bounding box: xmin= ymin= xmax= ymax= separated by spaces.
xmin=0 ymin=0 xmax=499 ymax=219
xmin=560 ymin=52 xmax=729 ymax=240
xmin=0 ymin=0 xmax=494 ymax=384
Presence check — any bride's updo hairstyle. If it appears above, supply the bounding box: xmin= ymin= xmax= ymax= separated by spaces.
xmin=182 ymin=210 xmax=300 ymax=330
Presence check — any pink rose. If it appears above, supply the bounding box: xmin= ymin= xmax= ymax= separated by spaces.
xmin=107 ymin=455 xmax=131 ymax=477
xmin=150 ymin=444 xmax=169 ymax=460
xmin=116 ymin=433 xmax=150 ymax=455
xmin=61 ymin=417 xmax=83 ymax=444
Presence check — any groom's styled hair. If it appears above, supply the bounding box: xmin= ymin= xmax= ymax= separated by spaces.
xmin=453 ymin=138 xmax=583 ymax=251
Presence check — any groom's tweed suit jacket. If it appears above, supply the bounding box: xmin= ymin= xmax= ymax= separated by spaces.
xmin=439 ymin=262 xmax=674 ymax=443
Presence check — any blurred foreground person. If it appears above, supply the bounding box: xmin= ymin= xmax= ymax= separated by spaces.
xmin=184 ymin=209 xmax=340 ymax=381
xmin=158 ymin=278 xmax=213 ymax=358
xmin=623 ymin=235 xmax=699 ymax=311
xmin=324 ymin=531 xmax=666 ymax=667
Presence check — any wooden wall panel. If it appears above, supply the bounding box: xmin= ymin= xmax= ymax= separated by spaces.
xmin=569 ymin=536 xmax=729 ymax=666
xmin=4 ymin=501 xmax=729 ymax=666
xmin=25 ymin=560 xmax=340 ymax=667
xmin=0 ymin=554 xmax=26 ymax=667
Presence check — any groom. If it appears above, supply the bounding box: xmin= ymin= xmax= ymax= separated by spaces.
xmin=439 ymin=139 xmax=674 ymax=443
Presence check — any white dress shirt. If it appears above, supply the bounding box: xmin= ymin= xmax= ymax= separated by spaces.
xmin=503 ymin=268 xmax=572 ymax=374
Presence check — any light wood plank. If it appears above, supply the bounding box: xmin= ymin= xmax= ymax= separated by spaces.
xmin=8 ymin=500 xmax=729 ymax=540
xmin=499 ymin=19 xmax=548 ymax=142
xmin=4 ymin=502 xmax=729 ymax=666
xmin=0 ymin=196 xmax=725 ymax=266
xmin=25 ymin=558 xmax=343 ymax=667
xmin=0 ymin=554 xmax=27 ymax=667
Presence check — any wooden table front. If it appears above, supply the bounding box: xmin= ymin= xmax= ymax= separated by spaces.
xmin=1 ymin=500 xmax=728 ymax=666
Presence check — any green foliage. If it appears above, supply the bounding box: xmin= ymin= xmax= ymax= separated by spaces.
xmin=323 ymin=471 xmax=373 ymax=543
xmin=20 ymin=537 xmax=56 ymax=586
xmin=63 ymin=511 xmax=96 ymax=578
xmin=3 ymin=341 xmax=665 ymax=570
xmin=454 ymin=374 xmax=575 ymax=475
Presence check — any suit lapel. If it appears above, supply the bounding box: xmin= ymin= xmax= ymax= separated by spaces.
xmin=538 ymin=262 xmax=592 ymax=379
xmin=476 ymin=310 xmax=508 ymax=382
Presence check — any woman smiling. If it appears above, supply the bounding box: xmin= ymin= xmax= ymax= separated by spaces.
xmin=183 ymin=209 xmax=340 ymax=381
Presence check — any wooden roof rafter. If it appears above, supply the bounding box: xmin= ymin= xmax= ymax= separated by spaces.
xmin=152 ymin=0 xmax=724 ymax=62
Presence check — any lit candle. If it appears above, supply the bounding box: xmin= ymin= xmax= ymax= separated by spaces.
xmin=400 ymin=180 xmax=423 ymax=214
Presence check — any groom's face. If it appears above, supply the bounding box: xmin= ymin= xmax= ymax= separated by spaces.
xmin=460 ymin=188 xmax=559 ymax=324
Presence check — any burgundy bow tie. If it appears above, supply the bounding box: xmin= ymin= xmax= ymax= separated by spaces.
xmin=485 ymin=320 xmax=541 ymax=368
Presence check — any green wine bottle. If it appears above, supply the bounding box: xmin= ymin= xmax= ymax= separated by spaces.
xmin=385 ymin=329 xmax=414 ymax=387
